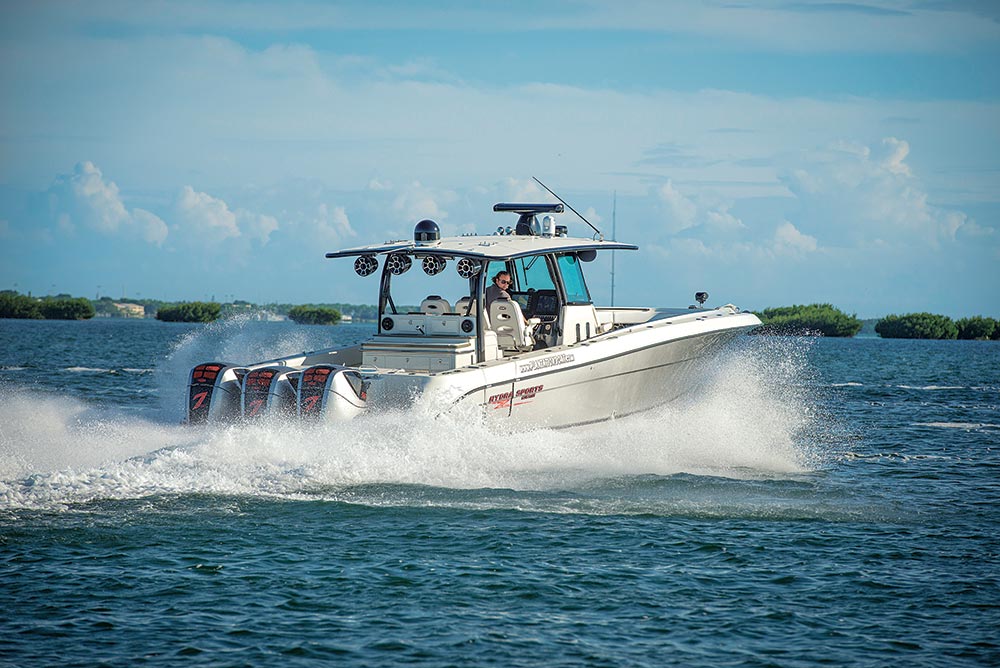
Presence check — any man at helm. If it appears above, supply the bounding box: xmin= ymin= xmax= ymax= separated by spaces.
xmin=485 ymin=271 xmax=513 ymax=312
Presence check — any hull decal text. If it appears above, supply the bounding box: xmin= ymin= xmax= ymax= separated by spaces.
xmin=488 ymin=384 xmax=544 ymax=409
xmin=518 ymin=353 xmax=575 ymax=375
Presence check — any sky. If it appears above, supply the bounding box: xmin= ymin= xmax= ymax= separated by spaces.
xmin=1 ymin=0 xmax=998 ymax=318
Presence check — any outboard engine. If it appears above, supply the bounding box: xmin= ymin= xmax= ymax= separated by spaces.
xmin=297 ymin=365 xmax=367 ymax=420
xmin=241 ymin=366 xmax=298 ymax=419
xmin=187 ymin=363 xmax=246 ymax=424
xmin=187 ymin=363 xmax=366 ymax=424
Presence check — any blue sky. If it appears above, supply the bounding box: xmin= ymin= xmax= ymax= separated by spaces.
xmin=1 ymin=0 xmax=998 ymax=318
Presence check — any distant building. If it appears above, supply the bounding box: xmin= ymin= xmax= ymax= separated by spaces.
xmin=114 ymin=302 xmax=146 ymax=318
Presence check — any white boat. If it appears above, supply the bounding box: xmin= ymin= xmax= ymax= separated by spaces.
xmin=185 ymin=203 xmax=761 ymax=428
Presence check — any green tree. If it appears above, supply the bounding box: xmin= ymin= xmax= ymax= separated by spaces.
xmin=262 ymin=302 xmax=379 ymax=321
xmin=875 ymin=313 xmax=959 ymax=339
xmin=0 ymin=292 xmax=42 ymax=319
xmin=38 ymin=297 xmax=95 ymax=320
xmin=156 ymin=302 xmax=221 ymax=323
xmin=288 ymin=305 xmax=342 ymax=325
xmin=956 ymin=316 xmax=997 ymax=340
xmin=754 ymin=303 xmax=862 ymax=337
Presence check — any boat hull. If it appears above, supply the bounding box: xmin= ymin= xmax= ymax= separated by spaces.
xmin=488 ymin=329 xmax=741 ymax=428
xmin=395 ymin=310 xmax=760 ymax=429
xmin=185 ymin=309 xmax=759 ymax=429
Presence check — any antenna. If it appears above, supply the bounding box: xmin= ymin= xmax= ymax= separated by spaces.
xmin=611 ymin=191 xmax=617 ymax=307
xmin=532 ymin=176 xmax=603 ymax=239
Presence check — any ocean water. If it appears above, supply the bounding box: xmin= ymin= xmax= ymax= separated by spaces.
xmin=1 ymin=318 xmax=997 ymax=667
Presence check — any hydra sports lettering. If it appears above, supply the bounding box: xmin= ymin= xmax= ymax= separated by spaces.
xmin=514 ymin=385 xmax=543 ymax=403
xmin=488 ymin=391 xmax=513 ymax=408
xmin=487 ymin=384 xmax=545 ymax=409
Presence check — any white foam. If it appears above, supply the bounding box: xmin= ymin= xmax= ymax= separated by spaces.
xmin=0 ymin=392 xmax=194 ymax=483
xmin=914 ymin=422 xmax=999 ymax=430
xmin=1 ymin=332 xmax=822 ymax=512
xmin=155 ymin=315 xmax=343 ymax=423
xmin=898 ymin=385 xmax=965 ymax=391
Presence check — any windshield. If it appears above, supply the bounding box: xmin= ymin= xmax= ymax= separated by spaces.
xmin=557 ymin=254 xmax=591 ymax=304
xmin=513 ymin=255 xmax=557 ymax=292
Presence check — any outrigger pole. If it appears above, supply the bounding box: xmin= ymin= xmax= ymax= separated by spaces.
xmin=532 ymin=176 xmax=603 ymax=240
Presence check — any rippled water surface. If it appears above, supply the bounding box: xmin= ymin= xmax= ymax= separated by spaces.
xmin=1 ymin=318 xmax=998 ymax=667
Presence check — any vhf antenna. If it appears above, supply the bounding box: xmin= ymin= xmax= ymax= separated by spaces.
xmin=611 ymin=191 xmax=616 ymax=307
xmin=532 ymin=176 xmax=603 ymax=240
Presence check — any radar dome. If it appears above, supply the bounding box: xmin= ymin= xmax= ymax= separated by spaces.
xmin=414 ymin=219 xmax=440 ymax=243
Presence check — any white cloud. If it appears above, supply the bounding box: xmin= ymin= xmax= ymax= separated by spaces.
xmin=581 ymin=206 xmax=602 ymax=227
xmin=132 ymin=208 xmax=169 ymax=245
xmin=173 ymin=186 xmax=279 ymax=246
xmin=497 ymin=177 xmax=546 ymax=203
xmin=390 ymin=181 xmax=458 ymax=227
xmin=772 ymin=221 xmax=817 ymax=256
xmin=241 ymin=211 xmax=278 ymax=244
xmin=657 ymin=180 xmax=699 ymax=233
xmin=5 ymin=27 xmax=997 ymax=213
xmin=705 ymin=207 xmax=744 ymax=232
xmin=56 ymin=161 xmax=129 ymax=232
xmin=43 ymin=161 xmax=168 ymax=245
xmin=957 ymin=219 xmax=996 ymax=239
xmin=654 ymin=180 xmax=747 ymax=241
xmin=652 ymin=136 xmax=969 ymax=264
xmin=2 ymin=12 xmax=996 ymax=315
xmin=780 ymin=137 xmax=967 ymax=248
xmin=876 ymin=137 xmax=912 ymax=176
xmin=174 ymin=186 xmax=241 ymax=243
xmin=307 ymin=204 xmax=355 ymax=245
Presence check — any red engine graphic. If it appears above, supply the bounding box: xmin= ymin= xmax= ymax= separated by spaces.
xmin=298 ymin=366 xmax=335 ymax=417
xmin=188 ymin=363 xmax=225 ymax=424
xmin=242 ymin=368 xmax=279 ymax=418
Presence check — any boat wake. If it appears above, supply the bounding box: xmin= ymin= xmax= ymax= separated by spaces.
xmin=0 ymin=333 xmax=828 ymax=514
